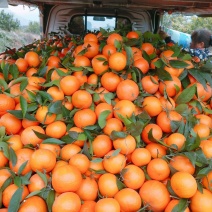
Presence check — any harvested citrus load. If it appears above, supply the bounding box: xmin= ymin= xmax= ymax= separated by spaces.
xmin=0 ymin=29 xmax=212 ymax=211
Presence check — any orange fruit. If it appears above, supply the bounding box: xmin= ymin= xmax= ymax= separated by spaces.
xmin=60 ymin=143 xmax=81 ymax=161
xmin=2 ymin=184 xmax=29 ymax=208
xmin=159 ymin=75 xmax=182 ymax=97
xmin=95 ymin=198 xmax=120 ymax=212
xmin=68 ymin=127 xmax=86 ymax=147
xmin=84 ymin=33 xmax=98 ymax=43
xmin=165 ymin=199 xmax=190 ymax=212
xmin=82 ymin=41 xmax=99 ymax=59
xmin=103 ymin=150 xmax=126 ymax=174
xmin=156 ymin=110 xmax=182 ymax=133
xmin=50 ymin=67 xmax=68 ymax=81
xmin=147 ymin=158 xmax=170 ymax=181
xmin=47 ymin=55 xmax=61 ymax=68
xmin=200 ymin=139 xmax=212 ymax=158
xmin=0 ymin=94 xmax=16 ymax=116
xmin=193 ymin=123 xmax=210 ymax=139
xmin=59 ymin=75 xmax=80 ymax=96
xmin=69 ymin=153 xmax=90 ymax=174
xmin=21 ymin=125 xmax=45 ymax=146
xmin=141 ymin=42 xmax=155 ymax=55
xmin=169 ymin=155 xmax=195 ymax=175
xmin=9 ymin=148 xmax=33 ymax=175
xmin=0 ymin=169 xmax=11 ymax=188
xmin=170 ymin=171 xmax=197 ymax=198
xmin=126 ymin=31 xmax=139 ymax=39
xmin=103 ymin=117 xmax=123 ymax=136
xmin=28 ymin=173 xmax=49 ymax=193
xmin=166 ymin=132 xmax=186 ymax=150
xmin=24 ymin=51 xmax=40 ymax=67
xmin=190 ymin=188 xmax=212 ymax=212
xmin=45 ymin=120 xmax=67 ymax=139
xmin=141 ymin=75 xmax=159 ymax=94
xmin=91 ymin=54 xmax=109 ymax=75
xmin=22 ymin=119 xmax=39 ymax=129
xmin=116 ymin=79 xmax=139 ymax=101
xmin=72 ymin=71 xmax=88 ymax=86
xmin=142 ymin=96 xmax=162 ymax=117
xmin=141 ymin=123 xmax=163 ymax=144
xmin=73 ymin=109 xmax=97 ymax=128
xmin=92 ymin=134 xmax=113 ymax=158
xmin=102 ymin=44 xmax=117 ymax=58
xmin=74 ymin=55 xmax=91 ymax=67
xmin=30 ymin=148 xmax=56 ymax=173
xmin=52 ymin=164 xmax=82 ymax=193
xmin=98 ymin=173 xmax=119 ymax=198
xmin=108 ymin=52 xmax=127 ymax=71
xmin=15 ymin=58 xmax=29 ymax=73
xmin=18 ymin=196 xmax=47 ymax=212
xmin=145 ymin=142 xmax=167 ymax=158
xmin=159 ymin=96 xmax=176 ymax=110
xmin=6 ymin=134 xmax=23 ymax=151
xmin=131 ymin=148 xmax=151 ymax=166
xmin=107 ymin=33 xmax=123 ymax=45
xmin=94 ymin=102 xmax=113 ymax=120
xmin=100 ymin=71 xmax=121 ymax=92
xmin=47 ymin=86 xmax=64 ymax=101
xmin=79 ymin=200 xmax=96 ymax=212
xmin=71 ymin=90 xmax=93 ymax=109
xmin=35 ymin=105 xmax=56 ymax=124
xmin=139 ymin=180 xmax=170 ymax=211
xmin=133 ymin=57 xmax=149 ymax=74
xmin=39 ymin=143 xmax=61 ymax=157
xmin=113 ymin=134 xmax=136 ymax=155
xmin=196 ymin=114 xmax=212 ymax=128
xmin=113 ymin=100 xmax=136 ymax=120
xmin=52 ymin=192 xmax=81 ymax=212
xmin=76 ymin=176 xmax=98 ymax=201
xmin=122 ymin=164 xmax=145 ymax=189
xmin=202 ymin=170 xmax=212 ymax=191
xmin=0 ymin=113 xmax=22 ymax=135
xmin=114 ymin=188 xmax=142 ymax=212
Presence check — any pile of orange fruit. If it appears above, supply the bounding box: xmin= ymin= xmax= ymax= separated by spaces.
xmin=0 ymin=29 xmax=212 ymax=212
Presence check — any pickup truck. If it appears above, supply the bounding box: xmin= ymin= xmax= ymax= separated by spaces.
xmin=0 ymin=0 xmax=212 ymax=212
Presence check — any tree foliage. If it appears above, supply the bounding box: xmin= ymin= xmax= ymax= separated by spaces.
xmin=25 ymin=21 xmax=40 ymax=34
xmin=162 ymin=13 xmax=212 ymax=34
xmin=0 ymin=10 xmax=20 ymax=31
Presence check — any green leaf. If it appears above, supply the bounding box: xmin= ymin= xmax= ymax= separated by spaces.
xmin=181 ymin=152 xmax=197 ymax=167
xmin=104 ymin=92 xmax=115 ymax=105
xmin=17 ymin=160 xmax=28 ymax=176
xmin=0 ymin=176 xmax=12 ymax=192
xmin=0 ymin=141 xmax=9 ymax=159
xmin=48 ymin=101 xmax=62 ymax=114
xmin=169 ymin=60 xmax=189 ymax=68
xmin=42 ymin=138 xmax=65 ymax=145
xmin=37 ymin=91 xmax=53 ymax=101
xmin=32 ymin=130 xmax=49 ymax=139
xmin=124 ymin=44 xmax=133 ymax=66
xmin=188 ymin=69 xmax=207 ymax=89
xmin=9 ymin=64 xmax=19 ymax=79
xmin=156 ymin=67 xmax=173 ymax=81
xmin=111 ymin=149 xmax=121 ymax=157
xmin=172 ymin=199 xmax=189 ymax=212
xmin=152 ymin=58 xmax=164 ymax=68
xmin=36 ymin=170 xmax=48 ymax=187
xmin=116 ymin=178 xmax=126 ymax=190
xmin=110 ymin=131 xmax=128 ymax=140
xmin=176 ymin=84 xmax=196 ymax=104
xmin=20 ymin=96 xmax=28 ymax=118
xmin=42 ymin=79 xmax=60 ymax=88
xmin=82 ymin=141 xmax=92 ymax=160
xmin=175 ymin=104 xmax=189 ymax=116
xmin=0 ymin=126 xmax=6 ymax=137
xmin=91 ymin=158 xmax=103 ymax=163
xmin=9 ymin=147 xmax=17 ymax=167
xmin=98 ymin=110 xmax=111 ymax=129
xmin=8 ymin=187 xmax=23 ymax=212
xmin=196 ymin=167 xmax=211 ymax=179
xmin=26 ymin=190 xmax=42 ymax=198
xmin=7 ymin=110 xmax=23 ymax=119
xmin=0 ymin=79 xmax=8 ymax=90
xmin=14 ymin=176 xmax=22 ymax=187
xmin=46 ymin=190 xmax=55 ymax=212
xmin=20 ymin=78 xmax=28 ymax=92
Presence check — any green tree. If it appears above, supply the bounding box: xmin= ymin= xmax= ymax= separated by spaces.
xmin=162 ymin=13 xmax=212 ymax=34
xmin=25 ymin=21 xmax=40 ymax=34
xmin=0 ymin=10 xmax=20 ymax=31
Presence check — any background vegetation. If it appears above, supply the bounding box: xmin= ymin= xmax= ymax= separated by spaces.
xmin=0 ymin=10 xmax=40 ymax=53
xmin=162 ymin=13 xmax=212 ymax=34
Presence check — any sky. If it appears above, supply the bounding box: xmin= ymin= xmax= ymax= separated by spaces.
xmin=0 ymin=4 xmax=39 ymax=26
